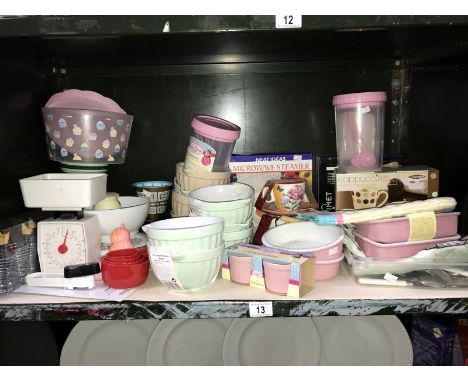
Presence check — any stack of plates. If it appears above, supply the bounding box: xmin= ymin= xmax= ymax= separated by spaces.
xmin=60 ymin=316 xmax=413 ymax=366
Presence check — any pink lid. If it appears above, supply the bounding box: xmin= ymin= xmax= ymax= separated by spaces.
xmin=332 ymin=91 xmax=387 ymax=106
xmin=191 ymin=115 xmax=241 ymax=142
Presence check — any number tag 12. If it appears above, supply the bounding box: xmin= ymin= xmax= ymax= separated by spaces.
xmin=249 ymin=301 xmax=273 ymax=317
xmin=275 ymin=14 xmax=302 ymax=29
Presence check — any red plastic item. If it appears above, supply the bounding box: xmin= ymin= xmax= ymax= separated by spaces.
xmin=101 ymin=248 xmax=149 ymax=288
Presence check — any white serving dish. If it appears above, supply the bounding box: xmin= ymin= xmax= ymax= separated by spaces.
xmin=262 ymin=222 xmax=344 ymax=261
xmin=20 ymin=173 xmax=107 ymax=211
xmin=84 ymin=196 xmax=149 ymax=243
xmin=188 ymin=183 xmax=254 ymax=224
xmin=142 ymin=216 xmax=224 ymax=251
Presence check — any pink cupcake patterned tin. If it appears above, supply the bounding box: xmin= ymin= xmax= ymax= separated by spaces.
xmin=42 ymin=107 xmax=134 ymax=164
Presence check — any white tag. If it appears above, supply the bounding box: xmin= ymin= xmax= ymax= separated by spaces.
xmin=360 ymin=106 xmax=371 ymax=114
xmin=148 ymin=246 xmax=183 ymax=289
xmin=384 ymin=273 xmax=399 ymax=282
xmin=275 ymin=14 xmax=302 ymax=29
xmin=249 ymin=301 xmax=273 ymax=317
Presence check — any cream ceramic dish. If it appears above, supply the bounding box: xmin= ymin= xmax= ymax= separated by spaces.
xmin=171 ymin=191 xmax=189 ymax=217
xmin=188 ymin=183 xmax=254 ymax=224
xmin=223 ymin=223 xmax=253 ymax=248
xmin=142 ymin=216 xmax=224 ymax=250
xmin=176 ymin=162 xmax=231 ymax=191
xmin=173 ymin=177 xmax=190 ymax=197
xmin=84 ymin=196 xmax=149 ymax=243
xmin=262 ymin=221 xmax=344 ymax=261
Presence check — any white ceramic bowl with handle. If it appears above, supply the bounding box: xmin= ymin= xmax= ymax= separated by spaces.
xmin=261 ymin=221 xmax=344 ymax=261
xmin=188 ymin=183 xmax=254 ymax=225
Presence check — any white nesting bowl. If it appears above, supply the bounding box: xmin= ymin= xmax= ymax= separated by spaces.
xmin=149 ymin=244 xmax=224 ymax=292
xmin=142 ymin=216 xmax=224 ymax=251
xmin=261 ymin=221 xmax=344 ymax=261
xmin=188 ymin=183 xmax=254 ymax=225
xmin=84 ymin=196 xmax=149 ymax=243
xmin=223 ymin=223 xmax=253 ymax=248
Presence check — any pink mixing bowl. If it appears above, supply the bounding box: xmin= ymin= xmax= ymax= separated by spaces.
xmin=315 ymin=255 xmax=344 ymax=281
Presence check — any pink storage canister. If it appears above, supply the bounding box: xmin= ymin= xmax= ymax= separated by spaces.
xmin=184 ymin=114 xmax=241 ymax=172
xmin=333 ymin=91 xmax=386 ymax=172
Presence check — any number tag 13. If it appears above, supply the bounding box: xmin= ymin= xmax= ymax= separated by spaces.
xmin=275 ymin=14 xmax=302 ymax=29
xmin=249 ymin=302 xmax=273 ymax=317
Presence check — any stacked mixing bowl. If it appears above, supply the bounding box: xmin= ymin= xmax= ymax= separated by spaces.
xmin=143 ymin=217 xmax=225 ymax=292
xmin=188 ymin=183 xmax=254 ymax=248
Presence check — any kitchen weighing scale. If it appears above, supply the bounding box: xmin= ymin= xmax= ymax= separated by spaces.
xmin=20 ymin=173 xmax=106 ymax=273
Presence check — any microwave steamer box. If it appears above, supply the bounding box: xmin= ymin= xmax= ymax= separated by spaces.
xmin=229 ymin=153 xmax=316 ymax=205
xmin=222 ymin=243 xmax=315 ymax=298
xmin=335 ymin=166 xmax=439 ymax=211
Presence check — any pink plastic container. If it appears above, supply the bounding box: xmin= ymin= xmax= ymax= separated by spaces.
xmin=263 ymin=260 xmax=290 ymax=295
xmin=184 ymin=114 xmax=241 ymax=172
xmin=316 ymin=255 xmax=344 ymax=281
xmin=355 ymin=233 xmax=461 ymax=259
xmin=228 ymin=254 xmax=252 ymax=285
xmin=356 ymin=212 xmax=460 ymax=244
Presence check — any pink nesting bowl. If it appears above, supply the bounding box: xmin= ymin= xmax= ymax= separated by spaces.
xmin=263 ymin=260 xmax=290 ymax=295
xmin=228 ymin=254 xmax=252 ymax=285
xmin=315 ymin=255 xmax=344 ymax=281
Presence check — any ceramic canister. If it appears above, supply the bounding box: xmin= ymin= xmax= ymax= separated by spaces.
xmin=133 ymin=181 xmax=173 ymax=223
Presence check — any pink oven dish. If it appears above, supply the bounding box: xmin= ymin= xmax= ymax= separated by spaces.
xmin=356 ymin=212 xmax=460 ymax=244
xmin=355 ymin=233 xmax=461 ymax=259
xmin=228 ymin=254 xmax=252 ymax=285
xmin=263 ymin=260 xmax=290 ymax=295
xmin=316 ymin=255 xmax=344 ymax=281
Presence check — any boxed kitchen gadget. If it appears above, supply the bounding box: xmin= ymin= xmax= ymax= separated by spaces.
xmin=222 ymin=243 xmax=315 ymax=298
xmin=315 ymin=155 xmax=338 ymax=212
xmin=335 ymin=165 xmax=439 ymax=210
xmin=229 ymin=153 xmax=316 ymax=204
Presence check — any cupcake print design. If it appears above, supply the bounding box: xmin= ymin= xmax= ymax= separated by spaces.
xmin=53 ymin=130 xmax=60 ymax=139
xmin=95 ymin=149 xmax=103 ymax=159
xmin=45 ymin=123 xmax=51 ymax=134
xmin=126 ymin=124 xmax=130 ymax=133
xmin=60 ymin=148 xmax=68 ymax=157
xmin=96 ymin=120 xmax=106 ymax=131
xmin=73 ymin=153 xmax=82 ymax=161
xmin=122 ymin=149 xmax=126 ymax=159
xmin=47 ymin=114 xmax=53 ymax=121
xmin=102 ymin=139 xmax=110 ymax=149
xmin=108 ymin=154 xmax=115 ymax=162
xmin=80 ymin=143 xmax=89 ymax=152
xmin=117 ymin=119 xmax=124 ymax=126
xmin=110 ymin=127 xmax=117 ymax=138
xmin=65 ymin=137 xmax=74 ymax=147
xmin=72 ymin=124 xmax=82 ymax=135
xmin=88 ymin=132 xmax=97 ymax=141
xmin=120 ymin=134 xmax=126 ymax=142
xmin=58 ymin=118 xmax=67 ymax=128
xmin=50 ymin=141 xmax=56 ymax=150
xmin=114 ymin=144 xmax=121 ymax=153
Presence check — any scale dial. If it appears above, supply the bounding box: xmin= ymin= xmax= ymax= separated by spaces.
xmin=38 ymin=221 xmax=88 ymax=273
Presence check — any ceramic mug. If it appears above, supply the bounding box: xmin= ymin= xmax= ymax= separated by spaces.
xmin=260 ymin=178 xmax=306 ymax=212
xmin=351 ymin=187 xmax=388 ymax=209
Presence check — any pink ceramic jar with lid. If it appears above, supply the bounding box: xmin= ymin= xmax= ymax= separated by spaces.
xmin=333 ymin=91 xmax=387 ymax=172
xmin=184 ymin=114 xmax=241 ymax=172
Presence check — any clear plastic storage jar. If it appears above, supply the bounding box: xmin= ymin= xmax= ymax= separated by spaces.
xmin=333 ymin=91 xmax=387 ymax=172
xmin=184 ymin=115 xmax=241 ymax=172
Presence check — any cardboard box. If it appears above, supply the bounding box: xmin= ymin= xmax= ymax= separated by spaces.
xmin=222 ymin=243 xmax=315 ymax=298
xmin=229 ymin=153 xmax=315 ymax=204
xmin=335 ymin=165 xmax=439 ymax=211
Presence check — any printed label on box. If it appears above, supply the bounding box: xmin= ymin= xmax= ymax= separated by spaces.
xmin=185 ymin=136 xmax=216 ymax=171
